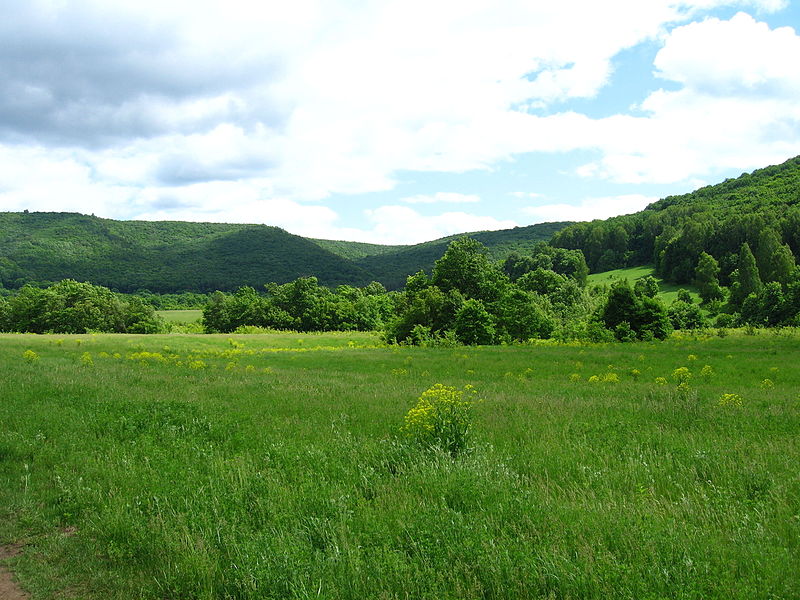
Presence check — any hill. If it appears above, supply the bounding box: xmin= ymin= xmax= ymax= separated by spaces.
xmin=350 ymin=222 xmax=572 ymax=289
xmin=551 ymin=155 xmax=800 ymax=284
xmin=0 ymin=212 xmax=375 ymax=292
xmin=0 ymin=212 xmax=571 ymax=293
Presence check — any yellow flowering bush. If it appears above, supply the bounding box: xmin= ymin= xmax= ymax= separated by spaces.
xmin=602 ymin=373 xmax=620 ymax=384
xmin=718 ymin=393 xmax=743 ymax=407
xmin=700 ymin=365 xmax=714 ymax=379
xmin=671 ymin=367 xmax=691 ymax=384
xmin=402 ymin=384 xmax=480 ymax=456
xmin=760 ymin=378 xmax=774 ymax=389
xmin=569 ymin=373 xmax=581 ymax=382
xmin=128 ymin=351 xmax=167 ymax=364
xmin=80 ymin=352 xmax=93 ymax=367
xmin=654 ymin=377 xmax=667 ymax=385
xmin=23 ymin=350 xmax=40 ymax=363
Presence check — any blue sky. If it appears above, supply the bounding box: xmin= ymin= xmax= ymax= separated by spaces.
xmin=1 ymin=1 xmax=799 ymax=244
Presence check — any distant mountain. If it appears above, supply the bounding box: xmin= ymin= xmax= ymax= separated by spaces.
xmin=0 ymin=211 xmax=571 ymax=292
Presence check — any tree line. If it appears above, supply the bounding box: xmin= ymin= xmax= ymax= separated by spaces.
xmin=0 ymin=279 xmax=165 ymax=334
xmin=2 ymin=235 xmax=799 ymax=340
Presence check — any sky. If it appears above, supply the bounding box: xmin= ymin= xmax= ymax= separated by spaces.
xmin=1 ymin=1 xmax=799 ymax=245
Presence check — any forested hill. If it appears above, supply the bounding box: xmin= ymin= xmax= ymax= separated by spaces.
xmin=349 ymin=221 xmax=572 ymax=290
xmin=0 ymin=212 xmax=570 ymax=292
xmin=551 ymin=155 xmax=800 ymax=284
xmin=0 ymin=213 xmax=374 ymax=292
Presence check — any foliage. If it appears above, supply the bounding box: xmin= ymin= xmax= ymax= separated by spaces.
xmin=668 ymin=297 xmax=708 ymax=330
xmin=599 ymin=280 xmax=672 ymax=341
xmin=0 ymin=279 xmax=166 ymax=334
xmin=202 ymin=279 xmax=395 ymax=334
xmin=695 ymin=252 xmax=725 ymax=304
xmin=453 ymin=299 xmax=495 ymax=345
xmin=551 ymin=155 xmax=800 ymax=286
xmin=353 ymin=222 xmax=572 ymax=289
xmin=401 ymin=383 xmax=480 ymax=456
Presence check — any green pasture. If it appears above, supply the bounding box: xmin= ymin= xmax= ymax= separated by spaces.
xmin=156 ymin=309 xmax=203 ymax=323
xmin=588 ymin=265 xmax=702 ymax=305
xmin=1 ymin=331 xmax=798 ymax=599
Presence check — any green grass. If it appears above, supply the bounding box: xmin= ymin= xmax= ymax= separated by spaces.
xmin=1 ymin=331 xmax=799 ymax=599
xmin=588 ymin=265 xmax=703 ymax=304
xmin=156 ymin=309 xmax=203 ymax=323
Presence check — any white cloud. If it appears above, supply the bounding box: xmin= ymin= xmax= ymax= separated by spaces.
xmin=401 ymin=193 xmax=481 ymax=205
xmin=0 ymin=1 xmax=798 ymax=235
xmin=510 ymin=191 xmax=545 ymax=199
xmin=654 ymin=12 xmax=800 ymax=95
xmin=363 ymin=206 xmax=517 ymax=245
xmin=572 ymin=12 xmax=800 ymax=184
xmin=523 ymin=194 xmax=657 ymax=222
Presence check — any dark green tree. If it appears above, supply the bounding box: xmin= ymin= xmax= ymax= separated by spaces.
xmin=695 ymin=252 xmax=724 ymax=304
xmin=432 ymin=238 xmax=506 ymax=301
xmin=491 ymin=287 xmax=554 ymax=341
xmin=599 ymin=280 xmax=671 ymax=340
xmin=454 ymin=299 xmax=495 ymax=345
xmin=729 ymin=242 xmax=762 ymax=309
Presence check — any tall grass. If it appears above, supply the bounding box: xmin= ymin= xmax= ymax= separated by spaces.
xmin=1 ymin=330 xmax=798 ymax=599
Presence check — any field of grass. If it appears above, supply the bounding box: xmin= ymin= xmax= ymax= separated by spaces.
xmin=1 ymin=331 xmax=799 ymax=599
xmin=156 ymin=309 xmax=203 ymax=324
xmin=588 ymin=265 xmax=702 ymax=305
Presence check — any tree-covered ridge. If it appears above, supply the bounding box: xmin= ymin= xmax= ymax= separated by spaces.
xmin=351 ymin=221 xmax=573 ymax=290
xmin=550 ymin=155 xmax=800 ymax=284
xmin=0 ymin=212 xmax=571 ymax=293
xmin=0 ymin=212 xmax=374 ymax=292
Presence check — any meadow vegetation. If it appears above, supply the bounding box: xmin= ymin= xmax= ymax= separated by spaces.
xmin=1 ymin=330 xmax=798 ymax=599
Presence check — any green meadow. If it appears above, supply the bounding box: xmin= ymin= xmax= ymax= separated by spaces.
xmin=156 ymin=309 xmax=203 ymax=324
xmin=1 ymin=331 xmax=799 ymax=599
xmin=587 ymin=265 xmax=703 ymax=305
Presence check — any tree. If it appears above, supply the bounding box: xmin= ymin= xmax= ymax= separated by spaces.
xmin=729 ymin=242 xmax=762 ymax=309
xmin=695 ymin=252 xmax=724 ymax=304
xmin=454 ymin=299 xmax=495 ymax=345
xmin=491 ymin=287 xmax=554 ymax=341
xmin=755 ymin=227 xmax=782 ymax=282
xmin=516 ymin=268 xmax=567 ymax=296
xmin=770 ymin=243 xmax=796 ymax=285
xmin=432 ymin=238 xmax=506 ymax=301
xmin=599 ymin=280 xmax=671 ymax=340
xmin=668 ymin=297 xmax=707 ymax=330
xmin=634 ymin=276 xmax=660 ymax=298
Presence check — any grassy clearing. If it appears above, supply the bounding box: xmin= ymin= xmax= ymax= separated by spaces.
xmin=156 ymin=309 xmax=203 ymax=323
xmin=1 ymin=331 xmax=799 ymax=599
xmin=588 ymin=265 xmax=702 ymax=305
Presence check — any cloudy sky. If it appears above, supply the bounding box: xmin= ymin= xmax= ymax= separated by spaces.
xmin=1 ymin=1 xmax=799 ymax=244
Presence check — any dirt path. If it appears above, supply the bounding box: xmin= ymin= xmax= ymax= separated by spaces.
xmin=0 ymin=544 xmax=28 ymax=600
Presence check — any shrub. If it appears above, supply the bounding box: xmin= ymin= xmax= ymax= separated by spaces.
xmin=402 ymin=384 xmax=480 ymax=456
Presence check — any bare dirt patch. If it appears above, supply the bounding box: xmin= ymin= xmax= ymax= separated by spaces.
xmin=0 ymin=544 xmax=29 ymax=600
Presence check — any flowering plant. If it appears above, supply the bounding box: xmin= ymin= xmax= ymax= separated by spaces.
xmin=402 ymin=384 xmax=480 ymax=456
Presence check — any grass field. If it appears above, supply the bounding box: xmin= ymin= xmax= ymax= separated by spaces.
xmin=1 ymin=331 xmax=799 ymax=599
xmin=587 ymin=265 xmax=702 ymax=305
xmin=156 ymin=309 xmax=203 ymax=324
